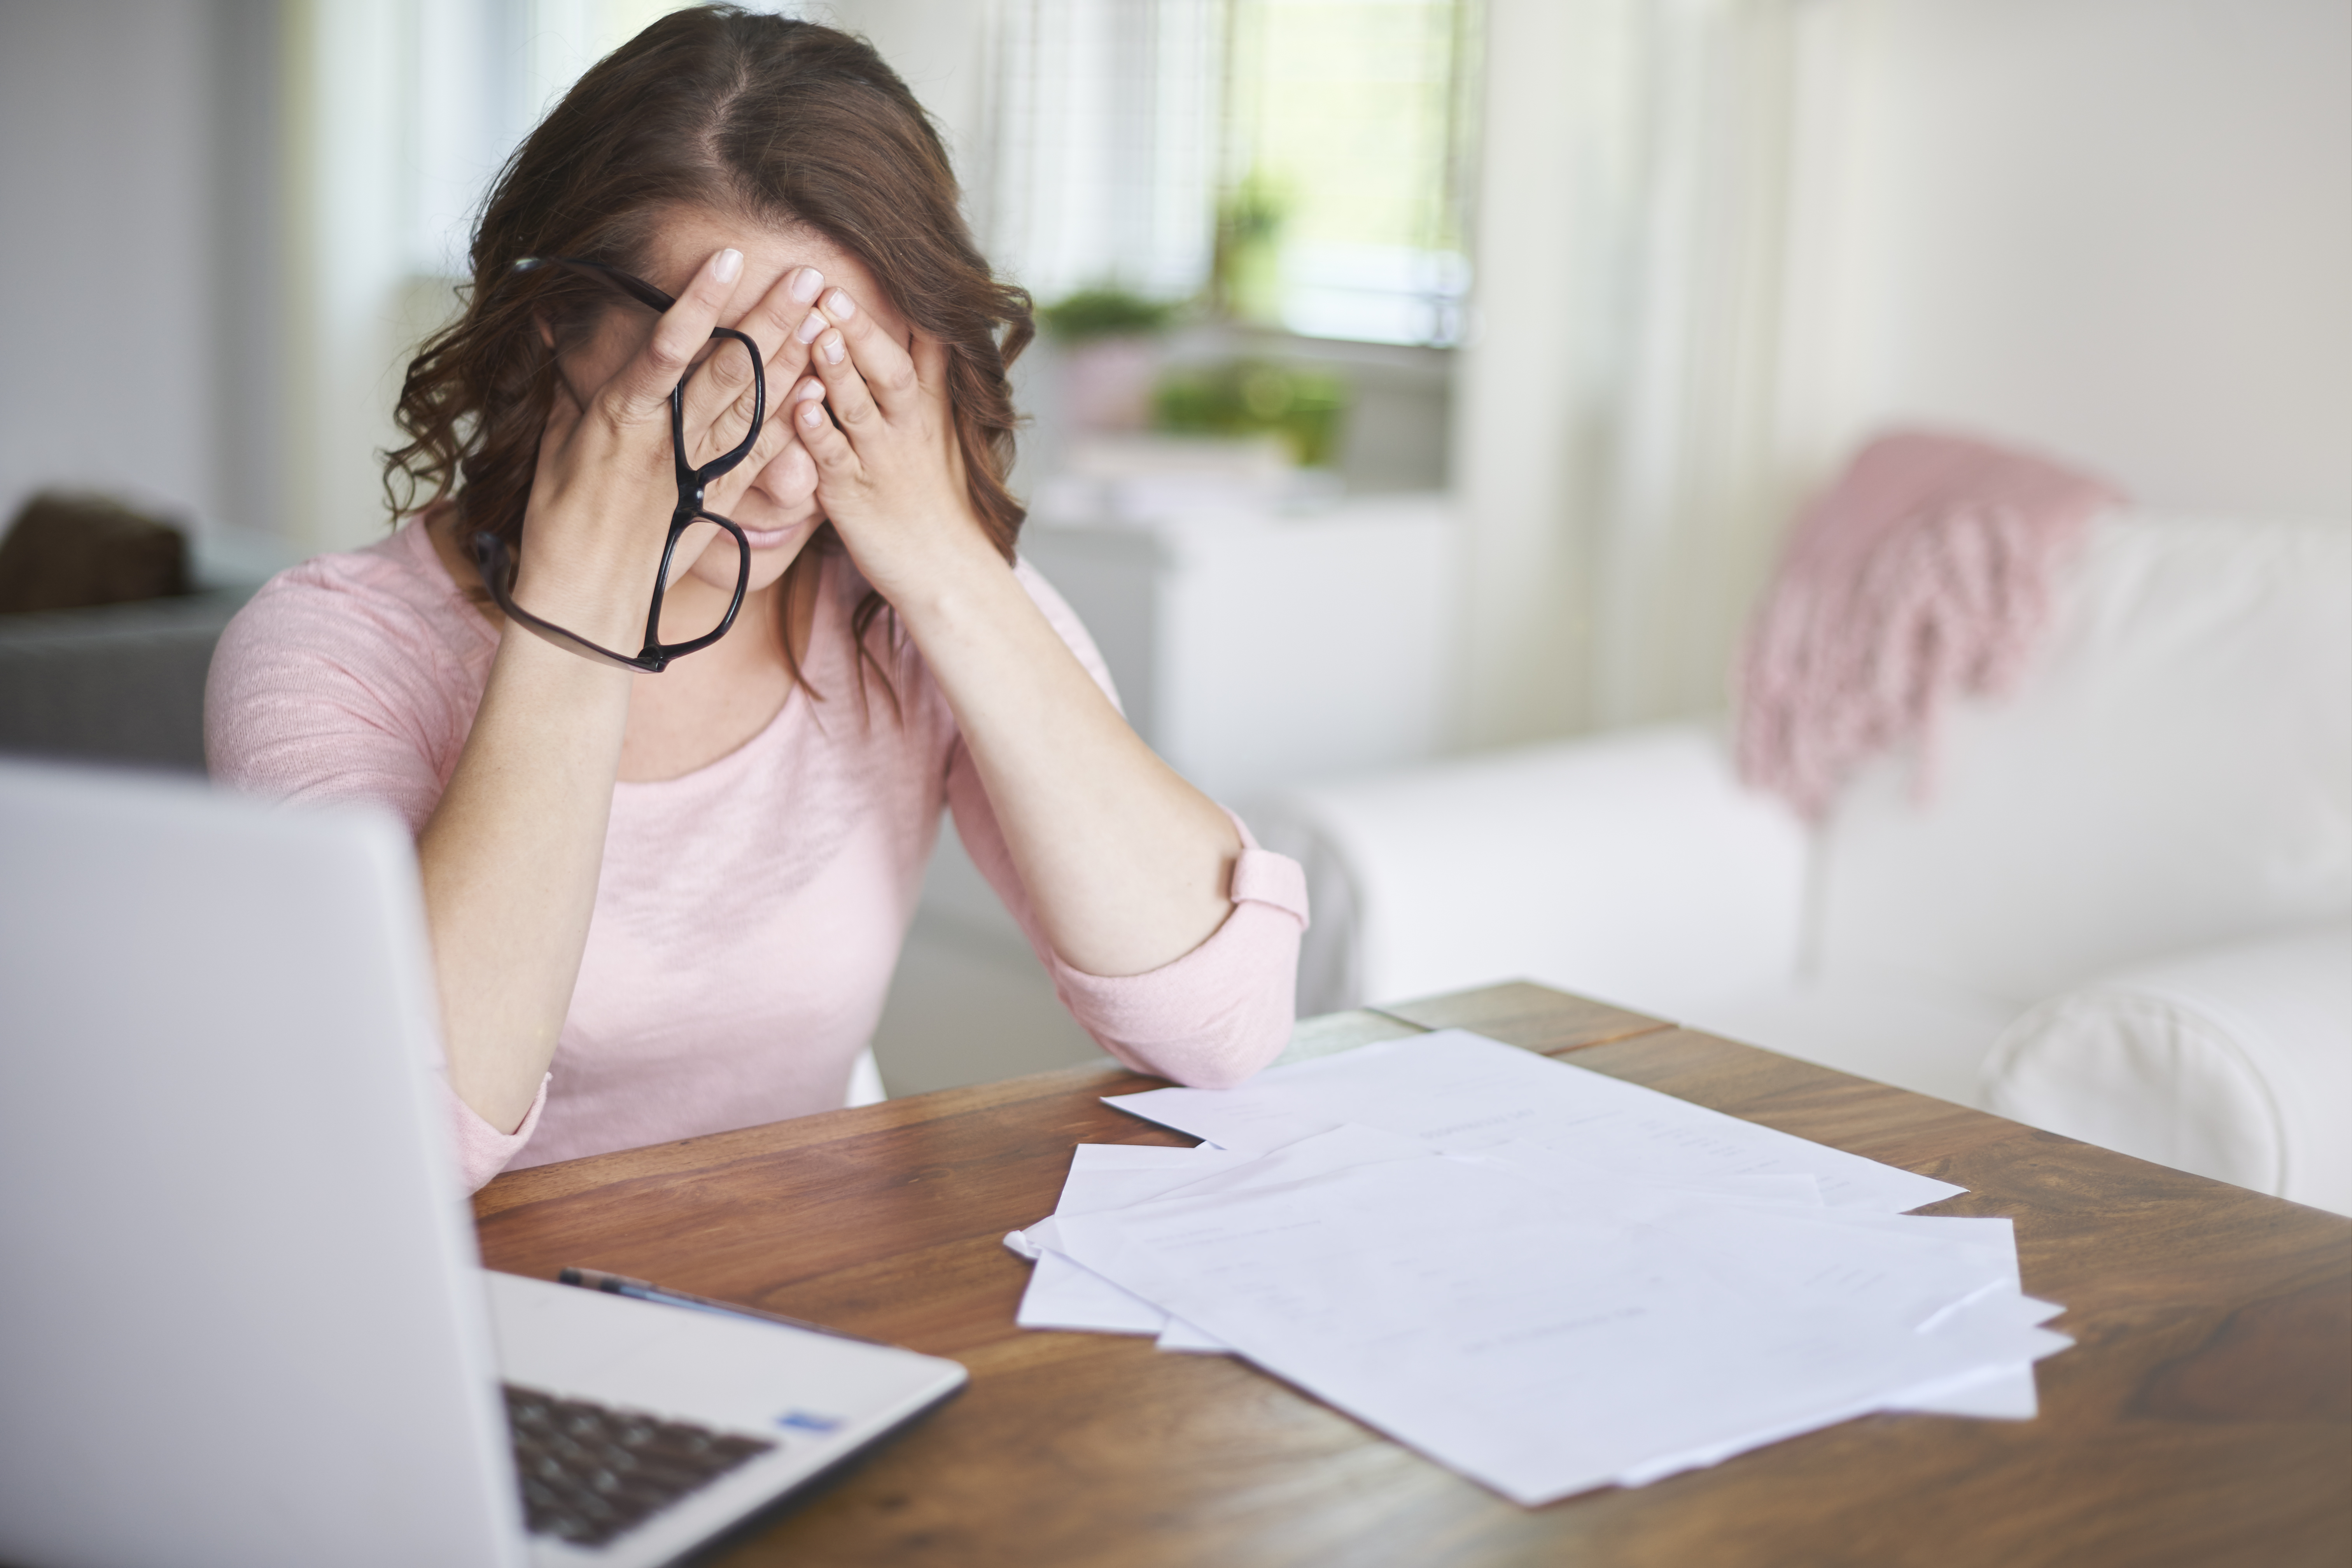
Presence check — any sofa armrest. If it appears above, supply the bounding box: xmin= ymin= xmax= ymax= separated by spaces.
xmin=1982 ymin=920 xmax=2352 ymax=1216
xmin=1248 ymin=723 xmax=1810 ymax=1017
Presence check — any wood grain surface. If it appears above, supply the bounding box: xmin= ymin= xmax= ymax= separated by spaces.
xmin=473 ymin=984 xmax=2352 ymax=1568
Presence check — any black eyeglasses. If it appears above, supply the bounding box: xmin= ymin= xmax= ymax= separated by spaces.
xmin=472 ymin=256 xmax=766 ymax=673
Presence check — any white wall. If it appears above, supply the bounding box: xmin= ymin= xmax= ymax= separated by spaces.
xmin=0 ymin=0 xmax=282 ymax=548
xmin=1810 ymin=0 xmax=2351 ymax=518
xmin=0 ymin=3 xmax=217 ymax=536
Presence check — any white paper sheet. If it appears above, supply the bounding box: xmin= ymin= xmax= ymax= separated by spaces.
xmin=1007 ymin=1028 xmax=2065 ymax=1497
xmin=1104 ymin=1030 xmax=1966 ymax=1213
xmin=1471 ymin=1140 xmax=2057 ymax=1422
xmin=1015 ymin=1246 xmax=1171 ymax=1334
xmin=1155 ymin=1316 xmax=1230 ymax=1353
xmin=1011 ymin=1142 xmax=1842 ymax=1349
xmin=1053 ymin=1125 xmax=2065 ymax=1505
xmin=1011 ymin=1143 xmax=1255 ymax=1337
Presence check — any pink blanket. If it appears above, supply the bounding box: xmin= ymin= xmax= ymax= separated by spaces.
xmin=1736 ymin=430 xmax=2124 ymax=821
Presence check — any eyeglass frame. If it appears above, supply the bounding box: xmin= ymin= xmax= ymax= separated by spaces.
xmin=471 ymin=255 xmax=766 ymax=674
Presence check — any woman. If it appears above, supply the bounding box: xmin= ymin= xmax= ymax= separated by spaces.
xmin=206 ymin=8 xmax=1306 ymax=1191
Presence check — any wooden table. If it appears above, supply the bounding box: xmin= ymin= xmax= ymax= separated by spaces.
xmin=474 ymin=984 xmax=2352 ymax=1568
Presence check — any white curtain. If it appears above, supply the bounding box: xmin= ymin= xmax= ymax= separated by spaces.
xmin=979 ymin=0 xmax=1223 ymax=304
xmin=1591 ymin=0 xmax=1806 ymax=727
xmin=1455 ymin=0 xmax=1861 ymax=742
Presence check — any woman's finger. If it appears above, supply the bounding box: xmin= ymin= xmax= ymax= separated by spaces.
xmin=802 ymin=287 xmax=921 ymax=419
xmin=805 ymin=315 xmax=882 ymax=435
xmin=684 ymin=264 xmax=819 ymax=460
xmin=603 ymin=247 xmax=744 ymax=423
xmin=788 ymin=376 xmax=860 ymax=480
xmin=740 ymin=380 xmax=803 ymax=470
xmin=702 ymin=371 xmax=806 ymax=512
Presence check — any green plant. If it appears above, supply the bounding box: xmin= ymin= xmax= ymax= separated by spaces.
xmin=1210 ymin=168 xmax=1288 ymax=324
xmin=1152 ymin=360 xmax=1350 ymax=469
xmin=1038 ymin=288 xmax=1179 ymax=343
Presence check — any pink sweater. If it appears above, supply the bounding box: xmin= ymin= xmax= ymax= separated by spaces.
xmin=206 ymin=520 xmax=1308 ymax=1190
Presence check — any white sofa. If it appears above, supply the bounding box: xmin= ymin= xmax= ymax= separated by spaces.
xmin=1253 ymin=513 xmax=2352 ymax=1213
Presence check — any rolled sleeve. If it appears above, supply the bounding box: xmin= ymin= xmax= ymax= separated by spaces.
xmin=1045 ymin=830 xmax=1311 ymax=1087
xmin=448 ymin=1076 xmax=548 ymax=1194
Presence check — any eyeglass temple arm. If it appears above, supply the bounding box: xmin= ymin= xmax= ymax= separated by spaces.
xmin=511 ymin=256 xmax=678 ymax=315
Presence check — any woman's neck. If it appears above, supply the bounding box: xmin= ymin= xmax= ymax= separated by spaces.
xmin=616 ymin=570 xmax=798 ymax=781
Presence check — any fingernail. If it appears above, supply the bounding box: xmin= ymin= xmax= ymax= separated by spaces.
xmin=794 ymin=377 xmax=825 ymax=401
xmin=824 ymin=289 xmax=855 ymax=319
xmin=789 ymin=268 xmax=823 ymax=304
xmin=713 ymin=248 xmax=744 ymax=283
xmin=796 ymin=311 xmax=824 ymax=344
xmin=799 ymin=402 xmax=823 ymax=427
xmin=822 ymin=333 xmax=844 ymax=366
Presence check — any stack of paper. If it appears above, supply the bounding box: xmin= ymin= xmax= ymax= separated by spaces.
xmin=1004 ymin=1030 xmax=2069 ymax=1505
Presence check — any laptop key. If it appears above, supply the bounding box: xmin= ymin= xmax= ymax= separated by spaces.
xmin=504 ymin=1383 xmax=777 ymax=1548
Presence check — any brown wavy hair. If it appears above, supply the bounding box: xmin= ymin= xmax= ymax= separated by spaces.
xmin=385 ymin=5 xmax=1033 ymax=703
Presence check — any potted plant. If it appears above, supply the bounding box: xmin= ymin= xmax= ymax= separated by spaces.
xmin=1038 ymin=288 xmax=1180 ymax=432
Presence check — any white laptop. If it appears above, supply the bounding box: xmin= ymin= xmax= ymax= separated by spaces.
xmin=0 ymin=759 xmax=966 ymax=1568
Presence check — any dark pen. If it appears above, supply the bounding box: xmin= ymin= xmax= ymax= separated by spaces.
xmin=556 ymin=1266 xmax=886 ymax=1347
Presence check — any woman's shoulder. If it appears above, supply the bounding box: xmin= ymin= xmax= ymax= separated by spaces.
xmin=206 ymin=515 xmax=496 ymax=821
xmin=218 ymin=515 xmax=494 ymax=683
xmin=238 ymin=512 xmax=485 ymax=624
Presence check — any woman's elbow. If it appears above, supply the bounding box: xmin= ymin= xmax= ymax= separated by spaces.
xmin=1123 ymin=984 xmax=1296 ymax=1090
xmin=1067 ymin=895 xmax=1305 ymax=1089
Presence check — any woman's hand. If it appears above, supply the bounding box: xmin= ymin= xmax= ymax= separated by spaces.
xmin=782 ymin=285 xmax=999 ymax=598
xmin=510 ymin=248 xmax=818 ymax=646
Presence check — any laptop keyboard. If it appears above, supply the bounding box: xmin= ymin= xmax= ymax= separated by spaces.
xmin=504 ymin=1384 xmax=777 ymax=1548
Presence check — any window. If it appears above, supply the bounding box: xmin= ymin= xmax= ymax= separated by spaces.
xmin=987 ymin=0 xmax=1475 ymax=348
xmin=1219 ymin=0 xmax=1473 ymax=345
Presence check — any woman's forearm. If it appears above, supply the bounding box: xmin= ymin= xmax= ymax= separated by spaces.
xmin=893 ymin=539 xmax=1240 ymax=978
xmin=417 ymin=629 xmax=632 ymax=1130
xmin=773 ymin=277 xmax=1239 ymax=975
xmin=412 ymin=245 xmax=759 ymax=1132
